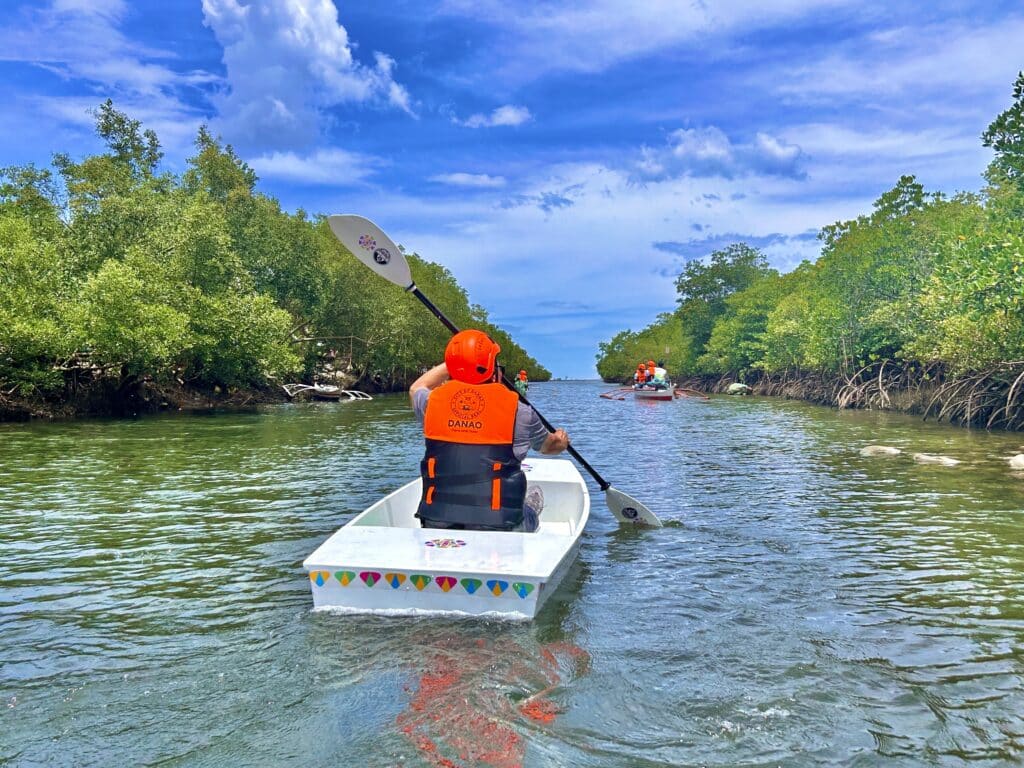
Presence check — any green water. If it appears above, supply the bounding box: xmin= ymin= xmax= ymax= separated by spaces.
xmin=2 ymin=382 xmax=1024 ymax=766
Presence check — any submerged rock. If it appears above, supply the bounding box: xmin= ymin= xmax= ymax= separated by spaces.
xmin=860 ymin=445 xmax=902 ymax=457
xmin=1008 ymin=454 xmax=1024 ymax=470
xmin=912 ymin=453 xmax=961 ymax=466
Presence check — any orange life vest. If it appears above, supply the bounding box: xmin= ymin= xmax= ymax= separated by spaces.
xmin=418 ymin=380 xmax=527 ymax=530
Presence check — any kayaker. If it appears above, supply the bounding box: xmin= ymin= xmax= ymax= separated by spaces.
xmin=634 ymin=363 xmax=647 ymax=387
xmin=514 ymin=369 xmax=529 ymax=397
xmin=409 ymin=330 xmax=570 ymax=532
xmin=646 ymin=360 xmax=661 ymax=390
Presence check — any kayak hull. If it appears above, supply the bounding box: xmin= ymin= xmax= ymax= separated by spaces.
xmin=303 ymin=458 xmax=590 ymax=620
xmin=633 ymin=387 xmax=674 ymax=401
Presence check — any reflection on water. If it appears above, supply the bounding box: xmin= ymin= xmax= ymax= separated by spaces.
xmin=2 ymin=384 xmax=1024 ymax=766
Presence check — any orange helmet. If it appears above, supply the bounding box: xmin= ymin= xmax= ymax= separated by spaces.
xmin=445 ymin=330 xmax=500 ymax=384
xmin=637 ymin=363 xmax=645 ymax=370
xmin=647 ymin=360 xmax=655 ymax=367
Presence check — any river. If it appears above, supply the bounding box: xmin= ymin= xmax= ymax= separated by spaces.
xmin=2 ymin=381 xmax=1023 ymax=766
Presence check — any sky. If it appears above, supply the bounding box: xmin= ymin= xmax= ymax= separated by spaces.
xmin=1 ymin=0 xmax=1020 ymax=378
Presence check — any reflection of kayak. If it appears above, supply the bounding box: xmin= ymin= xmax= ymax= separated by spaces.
xmin=304 ymin=458 xmax=590 ymax=620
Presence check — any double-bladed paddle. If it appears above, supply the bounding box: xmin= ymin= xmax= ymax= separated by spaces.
xmin=327 ymin=213 xmax=662 ymax=527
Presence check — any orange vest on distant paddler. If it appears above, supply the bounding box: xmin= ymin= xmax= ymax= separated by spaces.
xmin=418 ymin=380 xmax=527 ymax=530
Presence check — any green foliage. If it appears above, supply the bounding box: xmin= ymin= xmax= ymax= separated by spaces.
xmin=674 ymin=243 xmax=774 ymax=374
xmin=0 ymin=212 xmax=73 ymax=393
xmin=0 ymin=102 xmax=548 ymax=403
xmin=698 ymin=272 xmax=785 ymax=374
xmin=904 ymin=201 xmax=1024 ymax=372
xmin=92 ymin=99 xmax=163 ymax=177
xmin=74 ymin=259 xmax=192 ymax=374
xmin=982 ymin=72 xmax=1024 ymax=188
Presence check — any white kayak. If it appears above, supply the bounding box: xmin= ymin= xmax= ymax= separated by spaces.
xmin=303 ymin=458 xmax=590 ymax=620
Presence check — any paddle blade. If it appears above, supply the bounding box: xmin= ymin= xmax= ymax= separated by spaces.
xmin=604 ymin=486 xmax=662 ymax=527
xmin=327 ymin=214 xmax=414 ymax=289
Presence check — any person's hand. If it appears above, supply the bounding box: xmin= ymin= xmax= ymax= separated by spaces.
xmin=543 ymin=428 xmax=571 ymax=454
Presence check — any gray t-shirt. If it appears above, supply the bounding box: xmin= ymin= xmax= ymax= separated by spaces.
xmin=412 ymin=387 xmax=549 ymax=461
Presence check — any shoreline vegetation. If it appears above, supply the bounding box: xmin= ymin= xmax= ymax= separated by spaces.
xmin=597 ymin=73 xmax=1024 ymax=431
xmin=0 ymin=102 xmax=549 ymax=422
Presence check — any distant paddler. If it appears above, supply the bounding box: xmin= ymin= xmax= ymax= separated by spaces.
xmin=514 ymin=369 xmax=529 ymax=397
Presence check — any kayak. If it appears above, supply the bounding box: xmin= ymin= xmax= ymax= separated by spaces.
xmin=303 ymin=458 xmax=590 ymax=620
xmin=633 ymin=386 xmax=674 ymax=402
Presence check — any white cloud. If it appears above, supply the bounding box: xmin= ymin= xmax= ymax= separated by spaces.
xmin=0 ymin=0 xmax=213 ymax=154
xmin=780 ymin=123 xmax=977 ymax=160
xmin=440 ymin=0 xmax=857 ymax=80
xmin=429 ymin=172 xmax=507 ymax=188
xmin=765 ymin=16 xmax=1024 ymax=110
xmin=201 ymin=0 xmax=414 ymax=151
xmin=249 ymin=148 xmax=383 ymax=185
xmin=457 ymin=105 xmax=532 ymax=128
xmin=635 ymin=126 xmax=805 ymax=181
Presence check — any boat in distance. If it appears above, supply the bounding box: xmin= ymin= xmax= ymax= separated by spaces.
xmin=633 ymin=385 xmax=675 ymax=401
xmin=303 ymin=458 xmax=590 ymax=620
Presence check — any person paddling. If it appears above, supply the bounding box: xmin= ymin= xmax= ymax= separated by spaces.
xmin=409 ymin=330 xmax=570 ymax=532
xmin=514 ymin=369 xmax=529 ymax=397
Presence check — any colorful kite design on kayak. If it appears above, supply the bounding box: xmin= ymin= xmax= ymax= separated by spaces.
xmin=313 ymin=570 xmax=535 ymax=599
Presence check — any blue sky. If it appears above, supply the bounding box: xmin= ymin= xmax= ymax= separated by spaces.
xmin=1 ymin=1 xmax=1020 ymax=377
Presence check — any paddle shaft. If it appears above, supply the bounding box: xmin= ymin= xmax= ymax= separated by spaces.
xmin=408 ymin=285 xmax=612 ymax=492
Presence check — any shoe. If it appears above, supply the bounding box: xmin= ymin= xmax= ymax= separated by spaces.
xmin=524 ymin=485 xmax=544 ymax=514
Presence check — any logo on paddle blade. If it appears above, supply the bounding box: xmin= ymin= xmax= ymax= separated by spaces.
xmin=372 ymin=247 xmax=391 ymax=265
xmin=358 ymin=234 xmax=377 ymax=251
xmin=621 ymin=506 xmax=639 ymax=520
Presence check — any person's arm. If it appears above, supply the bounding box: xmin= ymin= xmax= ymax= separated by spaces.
xmin=540 ymin=428 xmax=570 ymax=455
xmin=409 ymin=363 xmax=449 ymax=407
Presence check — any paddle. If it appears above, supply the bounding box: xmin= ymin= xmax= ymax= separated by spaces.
xmin=599 ymin=387 xmax=631 ymax=400
xmin=327 ymin=214 xmax=662 ymax=527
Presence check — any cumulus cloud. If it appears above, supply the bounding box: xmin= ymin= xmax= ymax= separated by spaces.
xmin=635 ymin=126 xmax=805 ymax=181
xmin=429 ymin=172 xmax=507 ymax=187
xmin=248 ymin=148 xmax=383 ymax=185
xmin=201 ymin=0 xmax=413 ymax=151
xmin=456 ymin=105 xmax=532 ymax=128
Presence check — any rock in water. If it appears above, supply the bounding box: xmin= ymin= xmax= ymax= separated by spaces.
xmin=1008 ymin=454 xmax=1024 ymax=470
xmin=726 ymin=383 xmax=751 ymax=395
xmin=860 ymin=445 xmax=902 ymax=457
xmin=912 ymin=453 xmax=961 ymax=466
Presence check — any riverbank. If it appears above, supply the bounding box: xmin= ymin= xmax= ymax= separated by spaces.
xmin=0 ymin=377 xmax=294 ymax=421
xmin=665 ymin=361 xmax=1024 ymax=431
